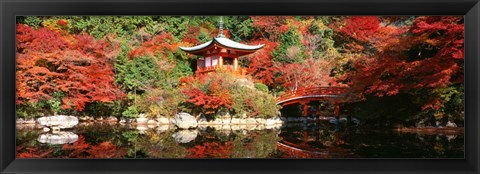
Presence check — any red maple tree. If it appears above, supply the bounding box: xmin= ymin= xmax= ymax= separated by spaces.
xmin=16 ymin=23 xmax=125 ymax=111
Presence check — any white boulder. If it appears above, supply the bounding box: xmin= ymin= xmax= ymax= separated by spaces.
xmin=265 ymin=118 xmax=277 ymax=125
xmin=172 ymin=130 xmax=198 ymax=143
xmin=446 ymin=121 xmax=457 ymax=128
xmin=172 ymin=112 xmax=198 ymax=129
xmin=37 ymin=132 xmax=79 ymax=145
xmin=246 ymin=118 xmax=257 ymax=125
xmin=37 ymin=115 xmax=79 ymax=129
xmin=157 ymin=117 xmax=170 ymax=125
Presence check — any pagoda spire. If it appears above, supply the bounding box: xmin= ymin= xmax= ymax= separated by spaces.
xmin=217 ymin=16 xmax=225 ymax=38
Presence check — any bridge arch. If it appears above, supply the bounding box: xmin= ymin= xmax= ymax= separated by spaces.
xmin=275 ymin=87 xmax=358 ymax=118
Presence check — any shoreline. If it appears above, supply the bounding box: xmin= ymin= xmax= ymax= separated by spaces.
xmin=394 ymin=127 xmax=464 ymax=135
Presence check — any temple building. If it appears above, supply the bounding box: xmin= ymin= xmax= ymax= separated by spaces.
xmin=179 ymin=17 xmax=264 ymax=75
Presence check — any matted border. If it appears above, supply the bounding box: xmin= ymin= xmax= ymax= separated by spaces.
xmin=1 ymin=0 xmax=479 ymax=173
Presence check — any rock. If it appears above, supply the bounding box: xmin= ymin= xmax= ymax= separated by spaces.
xmin=37 ymin=132 xmax=79 ymax=145
xmin=37 ymin=115 xmax=79 ymax=129
xmin=24 ymin=118 xmax=36 ymax=124
xmin=212 ymin=124 xmax=222 ymax=130
xmin=446 ymin=121 xmax=457 ymax=128
xmin=79 ymin=116 xmax=90 ymax=121
xmin=136 ymin=117 xmax=148 ymax=124
xmin=119 ymin=118 xmax=126 ymax=124
xmin=246 ymin=118 xmax=257 ymax=125
xmin=255 ymin=125 xmax=265 ymax=130
xmin=222 ymin=118 xmax=231 ymax=124
xmin=239 ymin=119 xmax=247 ymax=125
xmin=241 ymin=113 xmax=247 ymax=119
xmin=136 ymin=125 xmax=148 ymax=134
xmin=446 ymin=135 xmax=457 ymax=141
xmin=265 ymin=124 xmax=276 ymax=129
xmin=231 ymin=118 xmax=240 ymax=124
xmin=221 ymin=125 xmax=231 ymax=130
xmin=265 ymin=118 xmax=276 ymax=125
xmin=96 ymin=117 xmax=104 ymax=121
xmin=274 ymin=117 xmax=284 ymax=124
xmin=157 ymin=117 xmax=170 ymax=125
xmin=16 ymin=118 xmax=25 ymax=124
xmin=255 ymin=118 xmax=266 ymax=124
xmin=172 ymin=112 xmax=198 ymax=129
xmin=156 ymin=125 xmax=170 ymax=133
xmin=42 ymin=127 xmax=50 ymax=132
xmin=105 ymin=116 xmax=118 ymax=122
xmin=246 ymin=125 xmax=256 ymax=130
xmin=172 ymin=130 xmax=198 ymax=143
xmin=52 ymin=127 xmax=61 ymax=133
xmin=147 ymin=119 xmax=158 ymax=125
xmin=211 ymin=119 xmax=223 ymax=125
xmin=197 ymin=125 xmax=208 ymax=131
xmin=231 ymin=125 xmax=240 ymax=130
xmin=197 ymin=117 xmax=208 ymax=125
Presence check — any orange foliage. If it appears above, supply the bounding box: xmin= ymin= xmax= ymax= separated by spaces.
xmin=186 ymin=141 xmax=234 ymax=158
xmin=16 ymin=24 xmax=125 ymax=111
xmin=62 ymin=136 xmax=127 ymax=158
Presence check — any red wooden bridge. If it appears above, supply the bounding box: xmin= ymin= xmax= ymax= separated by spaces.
xmin=275 ymin=87 xmax=358 ymax=106
xmin=275 ymin=87 xmax=360 ymax=117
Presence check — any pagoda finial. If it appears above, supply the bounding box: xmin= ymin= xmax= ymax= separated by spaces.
xmin=217 ymin=16 xmax=225 ymax=38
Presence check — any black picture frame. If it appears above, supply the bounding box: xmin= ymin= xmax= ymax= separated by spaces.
xmin=1 ymin=0 xmax=479 ymax=173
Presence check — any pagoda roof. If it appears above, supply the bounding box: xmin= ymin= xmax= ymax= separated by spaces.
xmin=179 ymin=37 xmax=264 ymax=55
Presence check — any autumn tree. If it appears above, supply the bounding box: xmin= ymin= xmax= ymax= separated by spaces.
xmin=16 ymin=23 xmax=125 ymax=116
xmin=336 ymin=16 xmax=464 ymax=125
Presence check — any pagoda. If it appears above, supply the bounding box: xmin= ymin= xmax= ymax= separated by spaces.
xmin=179 ymin=16 xmax=264 ymax=75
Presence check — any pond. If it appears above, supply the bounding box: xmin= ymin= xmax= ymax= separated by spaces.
xmin=16 ymin=121 xmax=464 ymax=158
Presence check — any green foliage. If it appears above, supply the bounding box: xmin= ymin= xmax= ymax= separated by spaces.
xmin=66 ymin=16 xmax=160 ymax=39
xmin=16 ymin=102 xmax=46 ymax=119
xmin=272 ymin=29 xmax=306 ymax=63
xmin=254 ymin=83 xmax=269 ymax=93
xmin=122 ymin=106 xmax=139 ymax=119
xmin=46 ymin=91 xmax=64 ymax=115
xmin=230 ymin=85 xmax=280 ymax=118
xmin=18 ymin=16 xmax=44 ymax=28
xmin=224 ymin=16 xmax=255 ymax=41
xmin=116 ymin=55 xmax=161 ymax=92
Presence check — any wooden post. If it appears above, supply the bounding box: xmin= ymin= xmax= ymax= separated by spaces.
xmin=196 ymin=59 xmax=199 ymax=72
xmin=303 ymin=130 xmax=308 ymax=144
xmin=219 ymin=56 xmax=223 ymax=69
xmin=299 ymin=102 xmax=308 ymax=117
xmin=334 ymin=103 xmax=340 ymax=119
xmin=234 ymin=57 xmax=238 ymax=71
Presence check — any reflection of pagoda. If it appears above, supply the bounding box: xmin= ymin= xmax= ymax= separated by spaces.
xmin=179 ymin=16 xmax=264 ymax=75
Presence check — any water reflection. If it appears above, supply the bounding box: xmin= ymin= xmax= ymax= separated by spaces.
xmin=37 ymin=132 xmax=79 ymax=145
xmin=16 ymin=122 xmax=464 ymax=158
xmin=172 ymin=130 xmax=198 ymax=143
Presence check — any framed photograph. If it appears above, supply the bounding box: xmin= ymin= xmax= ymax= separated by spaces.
xmin=1 ymin=0 xmax=479 ymax=173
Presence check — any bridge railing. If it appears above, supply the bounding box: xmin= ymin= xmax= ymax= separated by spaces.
xmin=275 ymin=87 xmax=350 ymax=103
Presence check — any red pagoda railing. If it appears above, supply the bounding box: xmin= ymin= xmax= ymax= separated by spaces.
xmin=196 ymin=66 xmax=247 ymax=76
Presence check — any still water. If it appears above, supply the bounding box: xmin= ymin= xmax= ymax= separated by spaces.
xmin=16 ymin=121 xmax=464 ymax=158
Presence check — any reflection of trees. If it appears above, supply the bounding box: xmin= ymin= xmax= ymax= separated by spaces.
xmin=342 ymin=131 xmax=464 ymax=158
xmin=133 ymin=130 xmax=187 ymax=158
xmin=186 ymin=142 xmax=234 ymax=158
xmin=182 ymin=129 xmax=280 ymax=158
xmin=231 ymin=130 xmax=280 ymax=158
xmin=62 ymin=136 xmax=128 ymax=158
